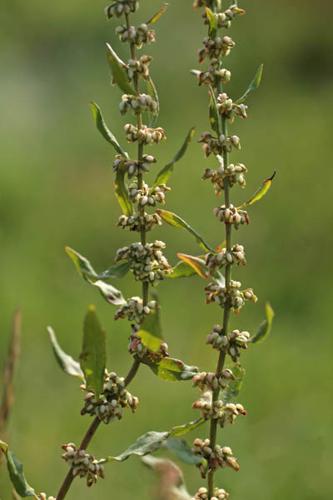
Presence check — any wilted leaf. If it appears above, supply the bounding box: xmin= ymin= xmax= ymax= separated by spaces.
xmin=251 ymin=302 xmax=274 ymax=344
xmin=80 ymin=306 xmax=106 ymax=397
xmin=90 ymin=102 xmax=128 ymax=157
xmin=106 ymin=43 xmax=135 ymax=95
xmin=148 ymin=357 xmax=198 ymax=382
xmin=91 ymin=279 xmax=126 ymax=306
xmin=223 ymin=365 xmax=245 ymax=404
xmin=205 ymin=8 xmax=217 ymax=37
xmin=170 ymin=418 xmax=205 ymax=438
xmin=142 ymin=456 xmax=192 ymax=500
xmin=176 ymin=254 xmax=208 ymax=280
xmin=236 ymin=64 xmax=264 ymax=104
xmin=114 ymin=163 xmax=133 ymax=216
xmin=157 ymin=209 xmax=213 ymax=252
xmin=0 ymin=443 xmax=36 ymax=497
xmin=164 ymin=438 xmax=202 ymax=465
xmin=154 ymin=128 xmax=196 ymax=187
xmin=240 ymin=172 xmax=276 ymax=208
xmin=112 ymin=431 xmax=169 ymax=462
xmin=47 ymin=327 xmax=84 ymax=380
xmin=167 ymin=261 xmax=197 ymax=279
xmin=146 ymin=3 xmax=169 ymax=25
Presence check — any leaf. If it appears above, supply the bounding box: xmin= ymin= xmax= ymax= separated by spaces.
xmin=91 ymin=280 xmax=126 ymax=306
xmin=145 ymin=76 xmax=160 ymax=127
xmin=80 ymin=306 xmax=106 ymax=397
xmin=136 ymin=306 xmax=163 ymax=352
xmin=209 ymin=85 xmax=221 ymax=135
xmin=157 ymin=209 xmax=213 ymax=252
xmin=47 ymin=327 xmax=84 ymax=380
xmin=142 ymin=456 xmax=192 ymax=500
xmin=176 ymin=254 xmax=208 ymax=280
xmin=223 ymin=365 xmax=245 ymax=404
xmin=90 ymin=102 xmax=128 ymax=157
xmin=170 ymin=418 xmax=205 ymax=438
xmin=114 ymin=163 xmax=133 ymax=216
xmin=164 ymin=438 xmax=202 ymax=465
xmin=148 ymin=357 xmax=198 ymax=382
xmin=112 ymin=431 xmax=169 ymax=462
xmin=251 ymin=302 xmax=274 ymax=344
xmin=106 ymin=43 xmax=135 ymax=95
xmin=154 ymin=128 xmax=196 ymax=187
xmin=146 ymin=3 xmax=169 ymax=25
xmin=65 ymin=246 xmax=98 ymax=281
xmin=0 ymin=443 xmax=36 ymax=498
xmin=236 ymin=64 xmax=264 ymax=104
xmin=205 ymin=7 xmax=217 ymax=37
xmin=99 ymin=261 xmax=131 ymax=280
xmin=168 ymin=261 xmax=198 ymax=279
xmin=240 ymin=172 xmax=276 ymax=208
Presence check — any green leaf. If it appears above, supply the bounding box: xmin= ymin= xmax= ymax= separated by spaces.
xmin=223 ymin=365 xmax=245 ymax=404
xmin=114 ymin=163 xmax=133 ymax=216
xmin=236 ymin=64 xmax=264 ymax=104
xmin=136 ymin=306 xmax=163 ymax=353
xmin=99 ymin=261 xmax=131 ymax=280
xmin=90 ymin=102 xmax=128 ymax=157
xmin=112 ymin=431 xmax=169 ymax=462
xmin=80 ymin=306 xmax=106 ymax=397
xmin=168 ymin=261 xmax=198 ymax=279
xmin=148 ymin=357 xmax=198 ymax=382
xmin=157 ymin=209 xmax=213 ymax=252
xmin=145 ymin=76 xmax=160 ymax=127
xmin=0 ymin=443 xmax=36 ymax=497
xmin=170 ymin=418 xmax=206 ymax=437
xmin=146 ymin=3 xmax=169 ymax=24
xmin=176 ymin=254 xmax=208 ymax=280
xmin=240 ymin=172 xmax=276 ymax=208
xmin=205 ymin=7 xmax=217 ymax=37
xmin=164 ymin=438 xmax=202 ymax=465
xmin=209 ymin=85 xmax=221 ymax=135
xmin=154 ymin=128 xmax=196 ymax=187
xmin=251 ymin=302 xmax=274 ymax=344
xmin=47 ymin=327 xmax=84 ymax=380
xmin=106 ymin=43 xmax=135 ymax=95
xmin=65 ymin=246 xmax=98 ymax=281
xmin=91 ymin=279 xmax=126 ymax=306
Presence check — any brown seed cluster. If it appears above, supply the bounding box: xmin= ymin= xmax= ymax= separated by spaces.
xmin=61 ymin=444 xmax=104 ymax=487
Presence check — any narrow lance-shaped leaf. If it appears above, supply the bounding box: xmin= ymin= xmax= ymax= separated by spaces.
xmin=251 ymin=302 xmax=274 ymax=344
xmin=157 ymin=209 xmax=214 ymax=252
xmin=239 ymin=172 xmax=276 ymax=208
xmin=223 ymin=364 xmax=245 ymax=404
xmin=0 ymin=442 xmax=36 ymax=498
xmin=154 ymin=127 xmax=196 ymax=187
xmin=110 ymin=431 xmax=169 ymax=462
xmin=114 ymin=164 xmax=133 ymax=216
xmin=90 ymin=102 xmax=128 ymax=157
xmin=167 ymin=260 xmax=198 ymax=279
xmin=177 ymin=253 xmax=208 ymax=280
xmin=205 ymin=8 xmax=217 ymax=37
xmin=164 ymin=438 xmax=202 ymax=465
xmin=65 ymin=246 xmax=130 ymax=281
xmin=80 ymin=306 xmax=106 ymax=397
xmin=146 ymin=3 xmax=169 ymax=25
xmin=47 ymin=327 xmax=84 ymax=380
xmin=99 ymin=261 xmax=131 ymax=280
xmin=236 ymin=63 xmax=264 ymax=104
xmin=147 ymin=356 xmax=199 ymax=382
xmin=170 ymin=418 xmax=206 ymax=437
xmin=106 ymin=43 xmax=135 ymax=95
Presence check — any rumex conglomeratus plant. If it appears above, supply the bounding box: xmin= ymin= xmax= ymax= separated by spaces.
xmin=0 ymin=1 xmax=275 ymax=499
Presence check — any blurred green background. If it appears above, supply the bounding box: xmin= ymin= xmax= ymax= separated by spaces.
xmin=1 ymin=0 xmax=332 ymax=498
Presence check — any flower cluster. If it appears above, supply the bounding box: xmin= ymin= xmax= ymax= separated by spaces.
xmin=207 ymin=325 xmax=251 ymax=361
xmin=214 ymin=204 xmax=249 ymax=228
xmin=115 ymin=241 xmax=171 ymax=283
xmin=127 ymin=55 xmax=152 ymax=80
xmin=124 ymin=123 xmax=166 ymax=144
xmin=194 ymin=486 xmax=229 ymax=500
xmin=217 ymin=92 xmax=248 ymax=121
xmin=199 ymin=132 xmax=241 ymax=157
xmin=113 ymin=154 xmax=156 ymax=177
xmin=118 ymin=212 xmax=162 ymax=232
xmin=115 ymin=23 xmax=155 ymax=46
xmin=105 ymin=0 xmax=138 ymax=19
xmin=61 ymin=444 xmax=104 ymax=487
xmin=205 ymin=279 xmax=257 ymax=312
xmin=193 ymin=370 xmax=235 ymax=391
xmin=81 ymin=371 xmax=139 ymax=423
xmin=119 ymin=94 xmax=158 ymax=115
xmin=192 ymin=438 xmax=240 ymax=478
xmin=198 ymin=35 xmax=235 ymax=63
xmin=115 ymin=297 xmax=157 ymax=322
xmin=205 ymin=243 xmax=246 ymax=272
xmin=203 ymin=159 xmax=247 ymax=194
xmin=129 ymin=182 xmax=170 ymax=206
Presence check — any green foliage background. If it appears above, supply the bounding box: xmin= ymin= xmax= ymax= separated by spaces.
xmin=0 ymin=0 xmax=332 ymax=498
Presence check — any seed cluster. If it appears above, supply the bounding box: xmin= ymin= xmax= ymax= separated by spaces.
xmin=129 ymin=182 xmax=170 ymax=206
xmin=194 ymin=486 xmax=229 ymax=500
xmin=115 ymin=297 xmax=156 ymax=322
xmin=124 ymin=124 xmax=166 ymax=144
xmin=113 ymin=153 xmax=156 ymax=177
xmin=207 ymin=325 xmax=251 ymax=361
xmin=213 ymin=204 xmax=249 ymax=228
xmin=118 ymin=212 xmax=162 ymax=232
xmin=115 ymin=241 xmax=171 ymax=283
xmin=81 ymin=371 xmax=139 ymax=423
xmin=105 ymin=0 xmax=138 ymax=19
xmin=202 ymin=158 xmax=247 ymax=194
xmin=193 ymin=370 xmax=235 ymax=391
xmin=205 ymin=279 xmax=257 ymax=312
xmin=61 ymin=444 xmax=104 ymax=487
xmin=199 ymin=132 xmax=241 ymax=157
xmin=115 ymin=23 xmax=155 ymax=46
xmin=193 ymin=438 xmax=240 ymax=478
xmin=205 ymin=244 xmax=246 ymax=272
xmin=119 ymin=93 xmax=158 ymax=115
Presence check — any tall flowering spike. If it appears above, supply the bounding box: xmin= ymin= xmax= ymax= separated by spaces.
xmin=191 ymin=1 xmax=266 ymax=498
